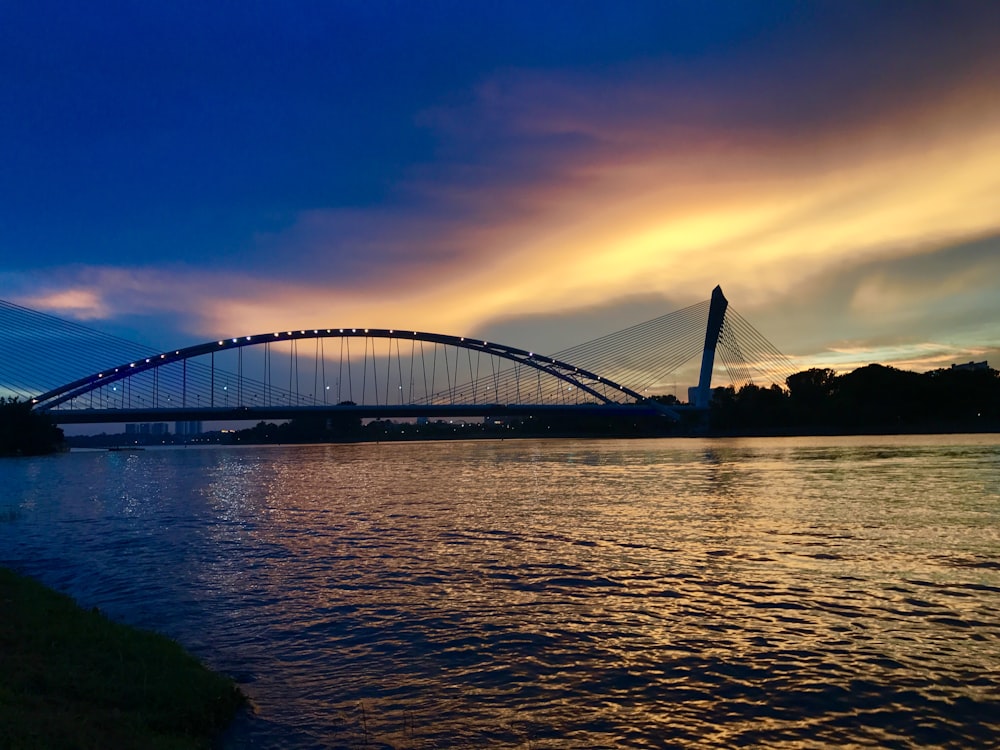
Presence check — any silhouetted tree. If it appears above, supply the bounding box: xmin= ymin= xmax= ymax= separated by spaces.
xmin=651 ymin=394 xmax=680 ymax=406
xmin=0 ymin=398 xmax=65 ymax=456
xmin=234 ymin=413 xmax=362 ymax=444
xmin=710 ymin=383 xmax=790 ymax=431
xmin=923 ymin=366 xmax=1000 ymax=422
xmin=785 ymin=367 xmax=836 ymax=425
xmin=832 ymin=364 xmax=927 ymax=428
xmin=710 ymin=362 xmax=1000 ymax=434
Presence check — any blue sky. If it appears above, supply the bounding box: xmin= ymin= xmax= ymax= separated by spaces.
xmin=2 ymin=1 xmax=999 ymax=385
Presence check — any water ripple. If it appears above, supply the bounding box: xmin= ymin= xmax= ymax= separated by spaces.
xmin=2 ymin=436 xmax=1000 ymax=748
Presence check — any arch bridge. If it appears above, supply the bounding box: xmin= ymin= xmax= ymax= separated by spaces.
xmin=3 ymin=285 xmax=796 ymax=425
xmin=31 ymin=327 xmax=681 ymax=424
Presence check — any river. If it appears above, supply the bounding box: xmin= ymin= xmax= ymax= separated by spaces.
xmin=2 ymin=435 xmax=999 ymax=748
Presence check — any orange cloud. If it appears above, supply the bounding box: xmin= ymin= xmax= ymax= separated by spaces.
xmin=204 ymin=127 xmax=998 ymax=337
xmin=21 ymin=288 xmax=110 ymax=320
xmin=224 ymin=63 xmax=1000 ymax=341
xmin=12 ymin=59 xmax=1000 ymax=373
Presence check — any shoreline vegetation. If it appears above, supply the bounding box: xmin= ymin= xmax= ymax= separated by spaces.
xmin=227 ymin=362 xmax=1000 ymax=440
xmin=0 ymin=566 xmax=245 ymax=750
xmin=0 ymin=398 xmax=65 ymax=457
xmin=5 ymin=362 xmax=998 ymax=452
xmin=65 ymin=362 xmax=1000 ymax=448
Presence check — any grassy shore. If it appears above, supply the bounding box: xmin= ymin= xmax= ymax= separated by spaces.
xmin=0 ymin=566 xmax=245 ymax=750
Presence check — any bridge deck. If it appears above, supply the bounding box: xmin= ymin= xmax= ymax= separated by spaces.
xmin=48 ymin=402 xmax=694 ymax=424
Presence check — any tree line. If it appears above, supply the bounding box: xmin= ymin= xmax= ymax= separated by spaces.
xmin=710 ymin=363 xmax=999 ymax=433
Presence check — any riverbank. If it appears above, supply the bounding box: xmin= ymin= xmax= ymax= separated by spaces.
xmin=0 ymin=566 xmax=245 ymax=749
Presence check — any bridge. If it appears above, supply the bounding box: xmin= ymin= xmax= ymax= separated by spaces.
xmin=0 ymin=286 xmax=796 ymax=426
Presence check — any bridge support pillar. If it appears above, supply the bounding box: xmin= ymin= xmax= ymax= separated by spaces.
xmin=688 ymin=285 xmax=728 ymax=409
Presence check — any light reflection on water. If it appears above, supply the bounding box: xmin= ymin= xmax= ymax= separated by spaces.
xmin=2 ymin=435 xmax=1000 ymax=748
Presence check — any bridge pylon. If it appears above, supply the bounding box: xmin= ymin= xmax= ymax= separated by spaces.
xmin=688 ymin=285 xmax=728 ymax=409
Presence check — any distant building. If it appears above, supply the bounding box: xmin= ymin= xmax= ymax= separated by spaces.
xmin=175 ymin=420 xmax=203 ymax=436
xmin=951 ymin=361 xmax=989 ymax=372
xmin=125 ymin=422 xmax=169 ymax=435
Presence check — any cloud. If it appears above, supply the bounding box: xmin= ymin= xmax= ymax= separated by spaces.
xmin=7 ymin=10 xmax=1000 ymax=378
xmin=19 ymin=288 xmax=110 ymax=320
xmin=802 ymin=341 xmax=1000 ymax=375
xmin=230 ymin=39 xmax=1000 ymax=335
xmin=235 ymin=110 xmax=999 ymax=337
xmin=737 ymin=232 xmax=1000 ymax=372
xmin=12 ymin=96 xmax=1000 ymax=373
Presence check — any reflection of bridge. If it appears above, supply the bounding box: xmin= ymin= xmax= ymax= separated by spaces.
xmin=1 ymin=286 xmax=795 ymax=425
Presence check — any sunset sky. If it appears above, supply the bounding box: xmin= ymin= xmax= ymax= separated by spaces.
xmin=2 ymin=1 xmax=999 ymax=387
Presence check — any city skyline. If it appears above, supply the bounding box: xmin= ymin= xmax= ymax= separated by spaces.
xmin=3 ymin=2 xmax=999 ymax=381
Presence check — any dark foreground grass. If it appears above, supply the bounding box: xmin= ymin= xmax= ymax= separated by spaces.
xmin=0 ymin=567 xmax=246 ymax=750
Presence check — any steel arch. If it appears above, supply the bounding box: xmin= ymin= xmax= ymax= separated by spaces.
xmin=31 ymin=327 xmax=665 ymax=413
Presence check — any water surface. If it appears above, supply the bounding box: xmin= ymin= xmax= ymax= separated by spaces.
xmin=2 ymin=435 xmax=999 ymax=748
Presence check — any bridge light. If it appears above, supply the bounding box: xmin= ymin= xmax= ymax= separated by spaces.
xmin=232 ymin=338 xmax=238 ymax=343
xmin=130 ymin=363 xmax=135 ymax=367
xmin=160 ymin=354 xmax=165 ymax=359
xmin=218 ymin=341 xmax=224 ymax=345
xmin=313 ymin=330 xmax=318 ymax=334
xmin=364 ymin=328 xmax=369 ymax=333
xmin=352 ymin=329 xmax=356 ymax=333
xmin=98 ymin=373 xmax=103 ymax=378
xmin=246 ymin=336 xmax=251 ymax=341
xmin=273 ymin=332 xmax=279 ymax=337
xmin=145 ymin=358 xmax=150 ymax=363
xmin=301 ymin=330 xmax=306 ymax=334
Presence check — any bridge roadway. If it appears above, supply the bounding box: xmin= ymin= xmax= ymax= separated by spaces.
xmin=47 ymin=401 xmax=692 ymax=425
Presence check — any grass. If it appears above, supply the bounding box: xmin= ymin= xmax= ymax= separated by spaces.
xmin=0 ymin=566 xmax=246 ymax=750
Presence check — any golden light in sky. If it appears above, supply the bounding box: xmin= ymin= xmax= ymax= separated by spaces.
xmin=183 ymin=77 xmax=1000 ymax=379
xmin=8 ymin=6 xmax=1000 ymax=379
